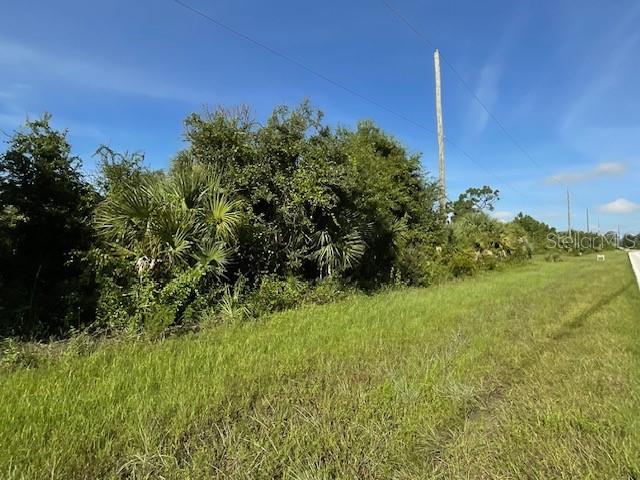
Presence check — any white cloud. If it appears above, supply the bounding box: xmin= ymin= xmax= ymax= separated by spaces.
xmin=545 ymin=161 xmax=628 ymax=184
xmin=0 ymin=39 xmax=210 ymax=103
xmin=594 ymin=162 xmax=628 ymax=175
xmin=470 ymin=63 xmax=501 ymax=133
xmin=492 ymin=210 xmax=513 ymax=223
xmin=465 ymin=11 xmax=527 ymax=135
xmin=598 ymin=198 xmax=640 ymax=214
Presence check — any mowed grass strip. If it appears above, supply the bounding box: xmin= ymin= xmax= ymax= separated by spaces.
xmin=1 ymin=252 xmax=638 ymax=479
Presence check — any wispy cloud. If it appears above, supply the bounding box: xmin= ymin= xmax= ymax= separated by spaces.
xmin=0 ymin=39 xmax=210 ymax=103
xmin=470 ymin=63 xmax=501 ymax=133
xmin=598 ymin=198 xmax=640 ymax=214
xmin=545 ymin=161 xmax=628 ymax=184
xmin=492 ymin=210 xmax=513 ymax=223
xmin=466 ymin=10 xmax=527 ymax=134
xmin=561 ymin=4 xmax=640 ymax=134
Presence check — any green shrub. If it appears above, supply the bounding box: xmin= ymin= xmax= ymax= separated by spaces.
xmin=217 ymin=282 xmax=250 ymax=323
xmin=142 ymin=304 xmax=176 ymax=338
xmin=480 ymin=252 xmax=499 ymax=270
xmin=0 ymin=116 xmax=98 ymax=338
xmin=395 ymin=243 xmax=434 ymax=286
xmin=62 ymin=329 xmax=100 ymax=358
xmin=246 ymin=275 xmax=309 ymax=317
xmin=545 ymin=253 xmax=563 ymax=263
xmin=0 ymin=339 xmax=38 ymax=371
xmin=305 ymin=276 xmax=349 ymax=304
xmin=449 ymin=250 xmax=477 ymax=277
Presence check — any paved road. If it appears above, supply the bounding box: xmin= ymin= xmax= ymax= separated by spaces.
xmin=629 ymin=251 xmax=640 ymax=289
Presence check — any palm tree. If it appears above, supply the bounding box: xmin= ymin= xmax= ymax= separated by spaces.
xmin=96 ymin=163 xmax=242 ymax=280
xmin=310 ymin=226 xmax=366 ymax=278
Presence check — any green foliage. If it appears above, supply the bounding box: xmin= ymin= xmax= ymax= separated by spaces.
xmin=545 ymin=252 xmax=563 ymax=262
xmin=622 ymin=233 xmax=639 ymax=249
xmin=245 ymin=275 xmax=309 ymax=317
xmin=217 ymin=284 xmax=251 ymax=323
xmin=449 ymin=249 xmax=478 ymax=277
xmin=513 ymin=212 xmax=556 ymax=252
xmin=0 ymin=115 xmax=97 ymax=338
xmin=92 ymin=146 xmax=151 ymax=196
xmin=2 ymin=254 xmax=637 ymax=478
xmin=449 ymin=211 xmax=532 ymax=274
xmin=180 ymin=102 xmax=442 ymax=286
xmin=94 ymin=162 xmax=242 ymax=330
xmin=394 ymin=229 xmax=448 ymax=286
xmin=0 ymin=102 xmax=551 ymax=339
xmin=304 ymin=276 xmax=349 ymax=304
xmin=451 ymin=185 xmax=500 ymax=218
xmin=0 ymin=338 xmax=38 ymax=371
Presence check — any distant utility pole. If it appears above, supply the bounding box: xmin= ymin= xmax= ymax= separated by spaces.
xmin=586 ymin=208 xmax=590 ymax=233
xmin=566 ymin=188 xmax=572 ymax=237
xmin=618 ymin=224 xmax=621 ymax=247
xmin=433 ymin=49 xmax=447 ymax=217
xmin=597 ymin=216 xmax=600 ymax=235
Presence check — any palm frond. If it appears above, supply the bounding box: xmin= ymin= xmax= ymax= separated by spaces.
xmin=194 ymin=238 xmax=230 ymax=273
xmin=311 ymin=227 xmax=366 ymax=277
xmin=340 ymin=229 xmax=367 ymax=270
xmin=169 ymin=163 xmax=222 ymax=210
xmin=204 ymin=194 xmax=243 ymax=241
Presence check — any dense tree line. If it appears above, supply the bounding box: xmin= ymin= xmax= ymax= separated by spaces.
xmin=0 ymin=116 xmax=97 ymax=337
xmin=1 ymin=102 xmax=570 ymax=339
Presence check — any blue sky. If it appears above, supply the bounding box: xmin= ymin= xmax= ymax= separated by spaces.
xmin=1 ymin=0 xmax=638 ymax=233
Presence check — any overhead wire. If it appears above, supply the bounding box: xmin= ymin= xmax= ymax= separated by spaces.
xmin=169 ymin=0 xmax=533 ymax=201
xmin=379 ymin=0 xmax=603 ymax=229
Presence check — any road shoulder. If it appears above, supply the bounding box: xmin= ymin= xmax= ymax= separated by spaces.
xmin=628 ymin=251 xmax=640 ymax=289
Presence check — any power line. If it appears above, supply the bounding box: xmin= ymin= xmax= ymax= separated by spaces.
xmin=170 ymin=0 xmax=435 ymax=135
xmin=379 ymin=0 xmax=600 ymax=218
xmin=380 ymin=1 xmax=550 ymax=174
xmin=170 ymin=0 xmax=533 ymax=202
xmin=447 ymin=140 xmax=529 ymax=198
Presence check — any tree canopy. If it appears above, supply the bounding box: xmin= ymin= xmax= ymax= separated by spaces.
xmin=0 ymin=103 xmax=564 ymax=338
xmin=0 ymin=115 xmax=97 ymax=337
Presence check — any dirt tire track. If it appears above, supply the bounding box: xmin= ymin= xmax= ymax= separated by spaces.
xmin=428 ymin=280 xmax=635 ymax=470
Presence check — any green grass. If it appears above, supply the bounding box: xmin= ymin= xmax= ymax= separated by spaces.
xmin=1 ymin=252 xmax=639 ymax=479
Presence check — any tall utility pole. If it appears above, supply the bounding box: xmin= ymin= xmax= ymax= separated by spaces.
xmin=433 ymin=49 xmax=447 ymax=217
xmin=586 ymin=208 xmax=590 ymax=233
xmin=566 ymin=188 xmax=572 ymax=237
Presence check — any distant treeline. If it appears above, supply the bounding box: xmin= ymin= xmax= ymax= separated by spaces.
xmin=0 ymin=102 xmax=604 ymax=339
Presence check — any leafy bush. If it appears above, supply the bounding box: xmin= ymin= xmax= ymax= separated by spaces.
xmin=93 ymin=162 xmax=242 ymax=331
xmin=0 ymin=103 xmax=550 ymax=339
xmin=180 ymin=103 xmax=441 ymax=286
xmin=449 ymin=250 xmax=478 ymax=277
xmin=245 ymin=275 xmax=309 ymax=317
xmin=304 ymin=276 xmax=349 ymax=304
xmin=217 ymin=285 xmax=250 ymax=323
xmin=545 ymin=253 xmax=563 ymax=263
xmin=393 ymin=228 xmax=450 ymax=287
xmin=0 ymin=338 xmax=39 ymax=371
xmin=0 ymin=116 xmax=97 ymax=338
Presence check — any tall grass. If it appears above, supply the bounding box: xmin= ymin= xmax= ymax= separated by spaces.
xmin=1 ymin=252 xmax=638 ymax=478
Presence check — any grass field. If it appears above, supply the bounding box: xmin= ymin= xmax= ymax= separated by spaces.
xmin=1 ymin=252 xmax=639 ymax=479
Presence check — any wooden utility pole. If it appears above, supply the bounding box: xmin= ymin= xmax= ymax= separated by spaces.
xmin=566 ymin=188 xmax=572 ymax=237
xmin=618 ymin=224 xmax=621 ymax=247
xmin=586 ymin=208 xmax=590 ymax=233
xmin=433 ymin=49 xmax=447 ymax=217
